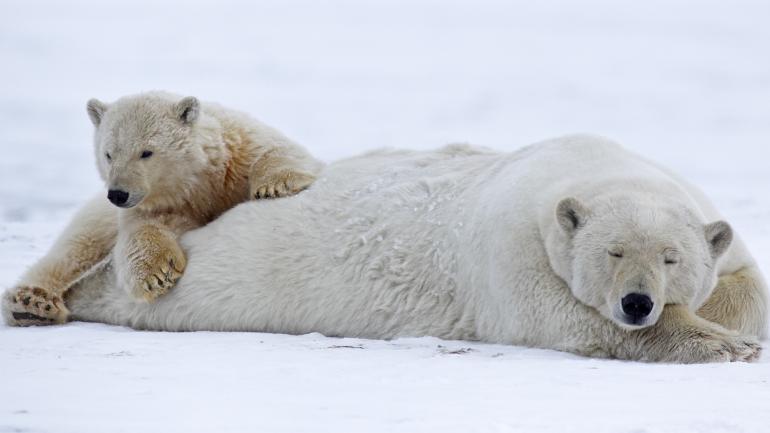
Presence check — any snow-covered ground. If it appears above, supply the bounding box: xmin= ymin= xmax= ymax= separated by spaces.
xmin=2 ymin=0 xmax=770 ymax=432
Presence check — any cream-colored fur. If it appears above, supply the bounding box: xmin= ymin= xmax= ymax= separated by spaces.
xmin=5 ymin=135 xmax=764 ymax=363
xmin=3 ymin=134 xmax=766 ymax=363
xmin=698 ymin=266 xmax=768 ymax=337
xmin=4 ymin=92 xmax=322 ymax=325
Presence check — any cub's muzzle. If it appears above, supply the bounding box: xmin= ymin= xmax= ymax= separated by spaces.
xmin=107 ymin=189 xmax=131 ymax=207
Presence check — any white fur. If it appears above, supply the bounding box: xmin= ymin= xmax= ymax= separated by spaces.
xmin=65 ymin=135 xmax=767 ymax=361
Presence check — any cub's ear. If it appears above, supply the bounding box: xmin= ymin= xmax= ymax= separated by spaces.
xmin=704 ymin=220 xmax=733 ymax=259
xmin=175 ymin=96 xmax=200 ymax=124
xmin=86 ymin=98 xmax=108 ymax=127
xmin=556 ymin=197 xmax=590 ymax=235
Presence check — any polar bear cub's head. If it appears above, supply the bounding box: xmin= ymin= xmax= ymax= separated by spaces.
xmin=86 ymin=92 xmax=208 ymax=209
xmin=546 ymin=197 xmax=733 ymax=329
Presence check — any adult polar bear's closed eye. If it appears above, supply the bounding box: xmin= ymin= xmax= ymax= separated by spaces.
xmin=58 ymin=135 xmax=767 ymax=363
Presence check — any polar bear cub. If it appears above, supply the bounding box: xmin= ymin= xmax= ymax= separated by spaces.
xmin=5 ymin=92 xmax=322 ymax=325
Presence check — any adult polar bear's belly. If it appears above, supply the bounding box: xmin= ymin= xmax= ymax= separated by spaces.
xmin=68 ymin=134 xmax=765 ymax=361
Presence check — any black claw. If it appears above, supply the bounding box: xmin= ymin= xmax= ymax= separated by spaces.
xmin=12 ymin=312 xmax=53 ymax=322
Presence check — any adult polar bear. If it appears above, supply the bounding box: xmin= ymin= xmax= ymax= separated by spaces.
xmin=12 ymin=134 xmax=768 ymax=362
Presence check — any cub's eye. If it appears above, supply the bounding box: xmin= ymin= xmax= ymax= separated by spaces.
xmin=608 ymin=250 xmax=623 ymax=258
xmin=140 ymin=150 xmax=153 ymax=159
xmin=105 ymin=152 xmax=112 ymax=162
xmin=664 ymin=258 xmax=679 ymax=265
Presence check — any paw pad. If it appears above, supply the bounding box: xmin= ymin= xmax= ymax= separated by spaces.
xmin=5 ymin=286 xmax=68 ymax=326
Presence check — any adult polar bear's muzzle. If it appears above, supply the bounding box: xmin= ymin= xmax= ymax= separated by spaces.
xmin=611 ymin=293 xmax=661 ymax=329
xmin=620 ymin=293 xmax=654 ymax=324
xmin=608 ymin=272 xmax=665 ymax=329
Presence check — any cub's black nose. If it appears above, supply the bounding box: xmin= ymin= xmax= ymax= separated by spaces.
xmin=107 ymin=189 xmax=130 ymax=206
xmin=621 ymin=293 xmax=654 ymax=322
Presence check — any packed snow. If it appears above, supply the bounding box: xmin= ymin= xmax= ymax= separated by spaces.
xmin=1 ymin=0 xmax=770 ymax=432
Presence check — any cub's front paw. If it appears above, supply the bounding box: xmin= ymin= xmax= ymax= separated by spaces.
xmin=129 ymin=243 xmax=186 ymax=302
xmin=2 ymin=286 xmax=69 ymax=326
xmin=250 ymin=168 xmax=316 ymax=199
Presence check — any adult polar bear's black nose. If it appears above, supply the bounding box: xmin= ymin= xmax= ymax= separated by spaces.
xmin=107 ymin=189 xmax=130 ymax=207
xmin=621 ymin=293 xmax=654 ymax=322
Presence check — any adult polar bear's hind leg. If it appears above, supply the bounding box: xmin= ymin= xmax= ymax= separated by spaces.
xmin=57 ymin=136 xmax=767 ymax=362
xmin=698 ymin=266 xmax=768 ymax=338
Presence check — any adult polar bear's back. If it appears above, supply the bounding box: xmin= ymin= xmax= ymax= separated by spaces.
xmin=73 ymin=143 xmax=503 ymax=338
xmin=67 ymin=134 xmax=766 ymax=361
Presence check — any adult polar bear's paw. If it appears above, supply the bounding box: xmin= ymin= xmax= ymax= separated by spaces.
xmin=2 ymin=286 xmax=69 ymax=326
xmin=633 ymin=306 xmax=761 ymax=363
xmin=666 ymin=327 xmax=761 ymax=363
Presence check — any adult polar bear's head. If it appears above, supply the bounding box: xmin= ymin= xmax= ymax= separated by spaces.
xmin=545 ymin=196 xmax=733 ymax=329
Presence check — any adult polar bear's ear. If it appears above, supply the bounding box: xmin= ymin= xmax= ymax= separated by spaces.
xmin=556 ymin=197 xmax=591 ymax=236
xmin=175 ymin=96 xmax=200 ymax=125
xmin=704 ymin=220 xmax=733 ymax=259
xmin=86 ymin=99 xmax=108 ymax=127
